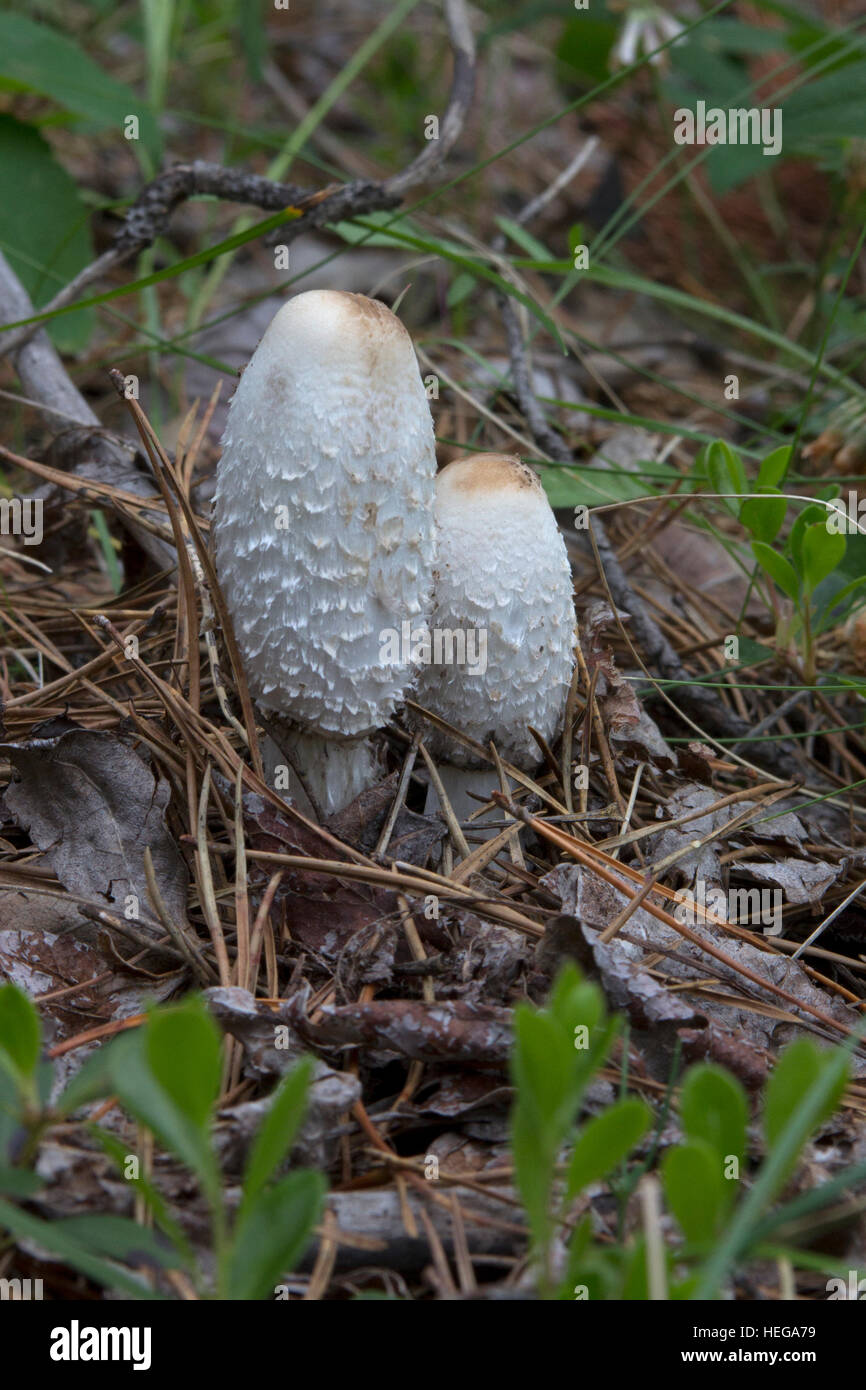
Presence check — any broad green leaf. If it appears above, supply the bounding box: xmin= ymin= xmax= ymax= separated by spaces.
xmin=0 ymin=116 xmax=94 ymax=351
xmin=0 ymin=1167 xmax=42 ymax=1198
xmin=752 ymin=541 xmax=800 ymax=601
xmin=540 ymin=462 xmax=655 ymax=511
xmin=565 ymin=1097 xmax=650 ymax=1199
xmin=740 ymin=489 xmax=786 ymax=543
xmin=227 ymin=1171 xmax=325 ymax=1299
xmin=0 ymin=1067 xmax=19 ymax=1164
xmin=0 ymin=983 xmax=40 ymax=1083
xmin=693 ymin=1038 xmax=853 ymax=1297
xmin=663 ymin=1139 xmax=726 ymax=1245
xmin=801 ymin=521 xmax=846 ymax=594
xmin=763 ymin=1040 xmax=849 ymax=1199
xmin=511 ymin=1008 xmax=573 ymax=1140
xmin=548 ymin=965 xmax=605 ymax=1041
xmin=789 ymin=501 xmax=834 ymax=573
xmin=511 ymin=1104 xmax=555 ymax=1251
xmin=145 ymin=998 xmax=221 ymax=1132
xmin=556 ymin=15 xmax=617 ymax=84
xmin=57 ymin=1213 xmax=173 ymax=1267
xmin=0 ymin=1197 xmax=162 ymax=1299
xmin=0 ymin=15 xmax=160 ymax=159
xmin=757 ymin=446 xmax=792 ymax=489
xmin=705 ymin=440 xmax=747 ymax=516
xmin=619 ymin=1234 xmax=652 ymax=1300
xmin=107 ymin=1030 xmax=220 ymax=1202
xmin=446 ymin=271 xmax=476 ymax=308
xmin=241 ymin=1059 xmax=313 ymax=1215
xmin=679 ymin=1064 xmax=747 ymax=1169
xmin=511 ymin=966 xmax=617 ymax=1258
xmin=765 ymin=1040 xmax=821 ymax=1150
xmin=784 ymin=64 xmax=866 ymax=145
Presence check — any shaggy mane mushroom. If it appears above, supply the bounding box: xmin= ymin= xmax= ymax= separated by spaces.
xmin=413 ymin=451 xmax=576 ymax=830
xmin=213 ymin=288 xmax=437 ymax=816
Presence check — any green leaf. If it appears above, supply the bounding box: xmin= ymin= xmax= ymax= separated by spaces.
xmin=0 ymin=14 xmax=160 ymax=159
xmin=0 ymin=983 xmax=41 ymax=1084
xmin=764 ymin=1040 xmax=845 ymax=1154
xmin=495 ymin=216 xmax=551 ymax=262
xmin=662 ymin=1139 xmax=726 ymax=1245
xmin=705 ymin=440 xmax=747 ymax=516
xmin=783 ymin=63 xmax=866 ymax=145
xmin=801 ymin=521 xmax=846 ymax=594
xmin=107 ymin=1030 xmax=220 ymax=1202
xmin=511 ymin=1008 xmax=573 ymax=1141
xmin=0 ymin=1167 xmax=42 ymax=1198
xmin=751 ymin=541 xmax=800 ymax=601
xmin=693 ymin=1036 xmax=854 ymax=1297
xmin=0 ymin=116 xmax=94 ymax=351
xmin=227 ymin=1171 xmax=325 ymax=1299
xmin=556 ymin=15 xmax=618 ymax=85
xmin=237 ymin=0 xmax=267 ymax=80
xmin=241 ymin=1059 xmax=313 ymax=1216
xmin=763 ymin=1041 xmax=849 ymax=1197
xmin=757 ymin=446 xmax=792 ymax=489
xmin=0 ymin=1197 xmax=162 ymax=1299
xmin=57 ymin=1213 xmax=173 ymax=1267
xmin=0 ymin=1067 xmax=19 ymax=1164
xmin=740 ymin=489 xmax=787 ymax=543
xmin=446 ymin=271 xmax=476 ymax=308
xmin=789 ymin=502 xmax=833 ymax=573
xmin=145 ymin=998 xmax=221 ymax=1132
xmin=565 ymin=1097 xmax=650 ymax=1199
xmin=619 ymin=1234 xmax=652 ymax=1300
xmin=679 ymin=1064 xmax=747 ymax=1170
xmin=511 ymin=1102 xmax=555 ymax=1252
xmin=815 ymin=574 xmax=866 ymax=630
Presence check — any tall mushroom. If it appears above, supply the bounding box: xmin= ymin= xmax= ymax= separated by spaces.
xmin=413 ymin=452 xmax=576 ymax=827
xmin=213 ymin=289 xmax=437 ymax=816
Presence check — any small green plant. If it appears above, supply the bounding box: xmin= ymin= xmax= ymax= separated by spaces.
xmin=0 ymin=983 xmax=325 ymax=1299
xmin=702 ymin=440 xmax=866 ymax=682
xmin=511 ymin=964 xmax=866 ymax=1299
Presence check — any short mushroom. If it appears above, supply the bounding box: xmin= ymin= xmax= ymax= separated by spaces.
xmin=412 ymin=452 xmax=576 ymax=828
xmin=213 ymin=289 xmax=437 ymax=816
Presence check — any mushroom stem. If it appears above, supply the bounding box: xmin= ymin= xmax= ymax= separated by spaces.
xmin=425 ymin=764 xmax=500 ymax=832
xmin=264 ymin=724 xmax=380 ymax=820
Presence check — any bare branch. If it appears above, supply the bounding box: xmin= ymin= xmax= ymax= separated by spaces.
xmin=0 ymin=0 xmax=477 ymax=576
xmin=385 ymin=0 xmax=476 ymax=196
xmin=0 ymin=0 xmax=476 ymax=361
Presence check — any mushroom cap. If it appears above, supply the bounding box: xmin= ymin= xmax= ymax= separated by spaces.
xmin=213 ymin=290 xmax=437 ymax=739
xmin=413 ymin=452 xmax=576 ymax=768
